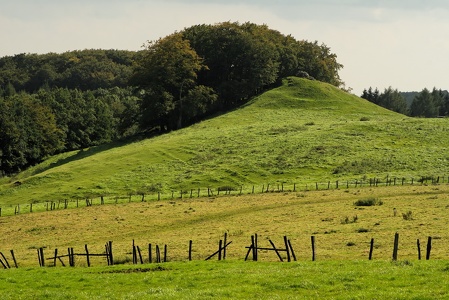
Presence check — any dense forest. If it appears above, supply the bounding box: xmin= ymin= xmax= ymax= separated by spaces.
xmin=0 ymin=22 xmax=344 ymax=176
xmin=361 ymin=87 xmax=449 ymax=117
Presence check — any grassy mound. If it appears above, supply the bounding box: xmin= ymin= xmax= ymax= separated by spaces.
xmin=1 ymin=77 xmax=448 ymax=204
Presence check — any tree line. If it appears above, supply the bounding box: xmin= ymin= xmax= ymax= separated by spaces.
xmin=361 ymin=87 xmax=449 ymax=117
xmin=0 ymin=21 xmax=344 ymax=175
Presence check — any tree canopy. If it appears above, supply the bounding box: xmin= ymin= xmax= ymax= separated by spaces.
xmin=0 ymin=21 xmax=345 ymax=175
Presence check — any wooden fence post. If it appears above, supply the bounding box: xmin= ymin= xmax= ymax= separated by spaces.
xmin=268 ymin=240 xmax=283 ymax=262
xmin=40 ymin=248 xmax=45 ymax=267
xmin=85 ymin=244 xmax=90 ymax=267
xmin=223 ymin=233 xmax=227 ymax=260
xmin=417 ymin=239 xmax=421 ymax=260
xmin=149 ymin=243 xmax=152 ymax=263
xmin=426 ymin=236 xmax=432 ymax=260
xmin=218 ymin=240 xmax=223 ymax=261
xmin=54 ymin=249 xmax=58 ymax=267
xmin=188 ymin=241 xmax=192 ymax=261
xmin=392 ymin=232 xmax=399 ymax=261
xmin=287 ymin=239 xmax=297 ymax=261
xmin=0 ymin=252 xmax=10 ymax=269
xmin=284 ymin=236 xmax=291 ymax=262
xmin=137 ymin=246 xmax=143 ymax=264
xmin=311 ymin=236 xmax=316 ymax=261
xmin=164 ymin=245 xmax=167 ymax=262
xmin=108 ymin=241 xmax=113 ymax=265
xmin=10 ymin=250 xmax=17 ymax=268
xmin=369 ymin=238 xmax=374 ymax=260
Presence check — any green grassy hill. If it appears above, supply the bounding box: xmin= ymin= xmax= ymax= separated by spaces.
xmin=1 ymin=77 xmax=448 ymax=205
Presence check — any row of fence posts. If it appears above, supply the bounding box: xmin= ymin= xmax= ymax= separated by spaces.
xmin=388 ymin=233 xmax=433 ymax=261
xmin=1 ymin=175 xmax=448 ymax=217
xmin=5 ymin=232 xmax=436 ymax=268
xmin=37 ymin=241 xmax=113 ymax=267
xmin=132 ymin=240 xmax=167 ymax=264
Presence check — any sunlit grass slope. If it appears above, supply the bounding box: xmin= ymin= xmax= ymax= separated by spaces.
xmin=1 ymin=77 xmax=449 ymax=204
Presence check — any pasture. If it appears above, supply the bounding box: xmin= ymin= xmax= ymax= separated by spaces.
xmin=1 ymin=184 xmax=449 ymax=298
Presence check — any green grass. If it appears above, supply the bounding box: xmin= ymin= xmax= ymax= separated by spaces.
xmin=1 ymin=76 xmax=449 ymax=207
xmin=1 ymin=260 xmax=449 ymax=299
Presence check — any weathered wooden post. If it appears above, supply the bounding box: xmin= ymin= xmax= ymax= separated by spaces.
xmin=188 ymin=240 xmax=192 ymax=261
xmin=311 ymin=236 xmax=316 ymax=261
xmin=218 ymin=240 xmax=223 ymax=261
xmin=284 ymin=236 xmax=291 ymax=262
xmin=0 ymin=252 xmax=10 ymax=269
xmin=54 ymin=249 xmax=58 ymax=267
xmin=137 ymin=246 xmax=143 ymax=264
xmin=426 ymin=236 xmax=432 ymax=260
xmin=149 ymin=243 xmax=152 ymax=263
xmin=108 ymin=241 xmax=113 ymax=265
xmin=223 ymin=233 xmax=228 ymax=259
xmin=85 ymin=244 xmax=90 ymax=267
xmin=10 ymin=250 xmax=17 ymax=268
xmin=287 ymin=239 xmax=296 ymax=261
xmin=392 ymin=232 xmax=399 ymax=261
xmin=369 ymin=238 xmax=374 ymax=260
xmin=417 ymin=239 xmax=421 ymax=260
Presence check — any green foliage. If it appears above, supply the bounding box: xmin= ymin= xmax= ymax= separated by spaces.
xmin=354 ymin=198 xmax=383 ymax=206
xmin=0 ymin=50 xmax=136 ymax=93
xmin=131 ymin=33 xmax=212 ymax=131
xmin=361 ymin=86 xmax=408 ymax=115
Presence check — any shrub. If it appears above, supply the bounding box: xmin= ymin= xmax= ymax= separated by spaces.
xmin=357 ymin=228 xmax=370 ymax=233
xmin=354 ymin=198 xmax=383 ymax=206
xmin=360 ymin=117 xmax=370 ymax=121
xmin=346 ymin=242 xmax=356 ymax=246
xmin=402 ymin=211 xmax=413 ymax=220
xmin=341 ymin=215 xmax=358 ymax=224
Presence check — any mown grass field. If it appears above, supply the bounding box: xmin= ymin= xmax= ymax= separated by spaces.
xmin=1 ymin=77 xmax=449 ymax=206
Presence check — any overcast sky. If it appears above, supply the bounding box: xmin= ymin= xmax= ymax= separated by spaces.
xmin=1 ymin=0 xmax=449 ymax=94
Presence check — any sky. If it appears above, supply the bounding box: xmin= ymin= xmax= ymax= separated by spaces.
xmin=1 ymin=0 xmax=449 ymax=95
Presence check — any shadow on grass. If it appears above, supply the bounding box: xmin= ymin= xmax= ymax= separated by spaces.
xmin=29 ymin=133 xmax=157 ymax=177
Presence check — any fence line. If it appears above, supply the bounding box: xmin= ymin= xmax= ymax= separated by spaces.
xmin=1 ymin=175 xmax=447 ymax=217
xmin=0 ymin=232 xmax=440 ymax=269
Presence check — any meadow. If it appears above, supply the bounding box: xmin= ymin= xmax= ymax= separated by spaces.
xmin=1 ymin=77 xmax=449 ymax=298
xmin=1 ymin=184 xmax=449 ymax=298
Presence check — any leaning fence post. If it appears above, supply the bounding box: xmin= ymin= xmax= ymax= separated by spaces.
xmin=0 ymin=252 xmax=10 ymax=269
xmin=10 ymin=250 xmax=17 ymax=268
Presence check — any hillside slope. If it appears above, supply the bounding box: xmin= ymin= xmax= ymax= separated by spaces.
xmin=1 ymin=77 xmax=448 ymax=205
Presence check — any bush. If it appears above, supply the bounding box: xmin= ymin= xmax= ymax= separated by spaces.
xmin=341 ymin=215 xmax=358 ymax=224
xmin=402 ymin=211 xmax=413 ymax=220
xmin=357 ymin=228 xmax=370 ymax=233
xmin=360 ymin=117 xmax=370 ymax=121
xmin=354 ymin=198 xmax=383 ymax=206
